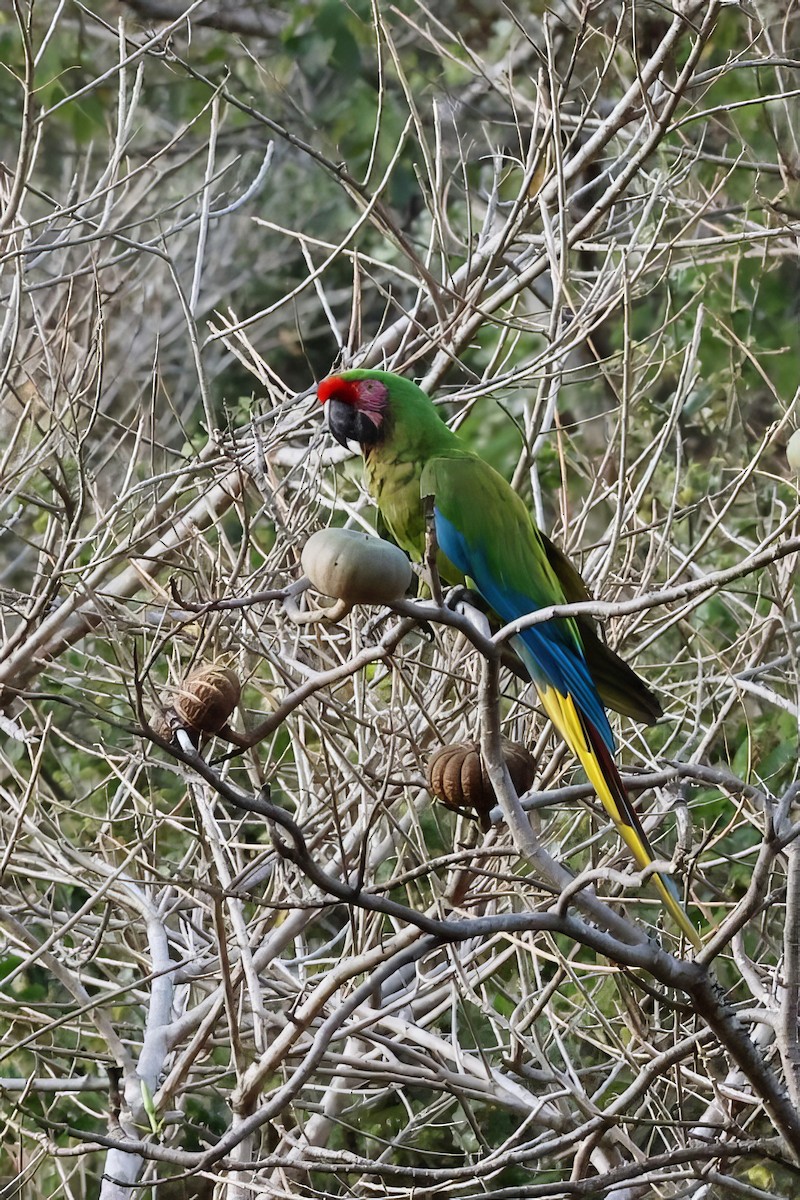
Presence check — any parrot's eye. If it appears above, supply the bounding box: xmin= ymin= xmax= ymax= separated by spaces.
xmin=358 ymin=379 xmax=388 ymax=406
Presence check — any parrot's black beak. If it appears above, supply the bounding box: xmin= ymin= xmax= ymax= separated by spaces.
xmin=327 ymin=398 xmax=353 ymax=448
xmin=326 ymin=397 xmax=384 ymax=448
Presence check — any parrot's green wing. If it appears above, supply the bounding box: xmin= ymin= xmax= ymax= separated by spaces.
xmin=421 ymin=454 xmax=661 ymax=724
xmin=420 ymin=451 xmax=591 ymax=692
xmin=539 ymin=532 xmax=663 ymax=725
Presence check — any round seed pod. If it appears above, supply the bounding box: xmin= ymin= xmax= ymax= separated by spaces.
xmin=301 ymin=528 xmax=412 ymax=605
xmin=174 ymin=665 xmax=241 ymax=735
xmin=787 ymin=429 xmax=800 ymax=472
xmin=426 ymin=739 xmax=536 ymax=831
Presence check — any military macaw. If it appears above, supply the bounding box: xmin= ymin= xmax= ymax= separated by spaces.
xmin=318 ymin=368 xmax=699 ymax=946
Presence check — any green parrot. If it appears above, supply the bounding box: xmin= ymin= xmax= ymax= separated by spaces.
xmin=318 ymin=368 xmax=699 ymax=947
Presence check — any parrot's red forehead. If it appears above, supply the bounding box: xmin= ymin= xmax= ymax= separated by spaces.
xmin=317 ymin=375 xmax=361 ymax=406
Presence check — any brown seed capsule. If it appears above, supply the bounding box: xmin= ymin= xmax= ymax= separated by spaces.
xmin=174 ymin=665 xmax=241 ymax=735
xmin=426 ymin=739 xmax=536 ymax=831
xmin=150 ymin=708 xmax=179 ymax=743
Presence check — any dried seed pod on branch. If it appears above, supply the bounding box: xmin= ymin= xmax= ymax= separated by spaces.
xmin=427 ymin=738 xmax=537 ymax=831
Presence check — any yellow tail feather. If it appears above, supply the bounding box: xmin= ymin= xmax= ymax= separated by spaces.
xmin=538 ymin=685 xmax=700 ymax=949
xmin=650 ymin=872 xmax=701 ymax=950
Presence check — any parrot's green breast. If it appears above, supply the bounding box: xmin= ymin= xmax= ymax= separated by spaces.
xmin=364 ymin=445 xmax=466 ymax=585
xmin=364 ymin=450 xmax=424 ymax=558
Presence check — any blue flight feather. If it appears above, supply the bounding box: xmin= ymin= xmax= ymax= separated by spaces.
xmin=434 ymin=506 xmax=615 ymax=751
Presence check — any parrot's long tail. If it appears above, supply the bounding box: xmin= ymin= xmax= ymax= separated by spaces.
xmin=537 ymin=685 xmax=700 ymax=949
